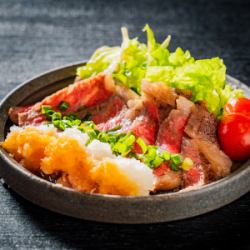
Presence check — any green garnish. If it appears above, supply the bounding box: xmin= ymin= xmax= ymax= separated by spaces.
xmin=41 ymin=106 xmax=54 ymax=118
xmin=136 ymin=137 xmax=148 ymax=154
xmin=170 ymin=162 xmax=179 ymax=172
xmin=53 ymin=120 xmax=65 ymax=131
xmin=58 ymin=101 xmax=70 ymax=111
xmin=181 ymin=157 xmax=194 ymax=171
xmin=112 ymin=133 xmax=136 ymax=156
xmin=107 ymin=125 xmax=122 ymax=132
xmin=151 ymin=155 xmax=164 ymax=168
xmin=171 ymin=154 xmax=182 ymax=165
xmin=142 ymin=146 xmax=159 ymax=168
xmin=51 ymin=112 xmax=62 ymax=121
xmin=162 ymin=151 xmax=171 ymax=161
xmin=41 ymin=106 xmax=184 ymax=171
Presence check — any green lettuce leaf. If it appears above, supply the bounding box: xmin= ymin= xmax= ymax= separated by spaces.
xmin=112 ymin=27 xmax=147 ymax=93
xmin=76 ymin=25 xmax=244 ymax=116
xmin=143 ymin=24 xmax=171 ymax=66
xmin=77 ymin=46 xmax=121 ymax=79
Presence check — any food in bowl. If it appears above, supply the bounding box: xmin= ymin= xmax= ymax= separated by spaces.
xmin=1 ymin=25 xmax=250 ymax=196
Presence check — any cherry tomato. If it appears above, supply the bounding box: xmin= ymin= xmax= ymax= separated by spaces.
xmin=225 ymin=97 xmax=250 ymax=116
xmin=218 ymin=113 xmax=250 ymax=161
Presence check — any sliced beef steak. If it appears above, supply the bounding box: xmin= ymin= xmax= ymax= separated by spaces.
xmin=156 ymin=110 xmax=189 ymax=153
xmin=176 ymin=96 xmax=194 ymax=114
xmin=154 ymin=96 xmax=195 ymax=191
xmin=9 ymin=105 xmax=43 ymax=125
xmin=184 ymin=104 xmax=231 ymax=180
xmin=185 ymin=104 xmax=218 ymax=143
xmin=9 ymin=73 xmax=115 ymax=126
xmin=158 ymin=104 xmax=172 ymax=124
xmin=115 ymin=84 xmax=140 ymax=102
xmin=86 ymin=96 xmax=126 ymax=125
xmin=98 ymin=98 xmax=159 ymax=146
xmin=42 ymin=73 xmax=114 ymax=111
xmin=156 ymin=96 xmax=194 ymax=153
xmin=181 ymin=137 xmax=206 ymax=188
xmin=141 ymin=80 xmax=177 ymax=107
xmin=128 ymin=100 xmax=159 ymax=145
xmin=153 ymin=163 xmax=182 ymax=191
xmin=193 ymin=139 xmax=232 ymax=179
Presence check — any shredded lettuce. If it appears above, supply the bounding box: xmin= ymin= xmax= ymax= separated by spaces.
xmin=77 ymin=25 xmax=244 ymax=116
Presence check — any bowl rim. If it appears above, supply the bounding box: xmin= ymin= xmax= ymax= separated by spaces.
xmin=0 ymin=61 xmax=249 ymax=203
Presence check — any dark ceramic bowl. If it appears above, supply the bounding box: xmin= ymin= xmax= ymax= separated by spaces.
xmin=0 ymin=62 xmax=249 ymax=224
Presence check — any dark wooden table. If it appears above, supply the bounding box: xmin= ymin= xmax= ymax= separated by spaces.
xmin=0 ymin=0 xmax=249 ymax=249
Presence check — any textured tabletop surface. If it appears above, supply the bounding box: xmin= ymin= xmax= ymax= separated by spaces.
xmin=0 ymin=0 xmax=249 ymax=249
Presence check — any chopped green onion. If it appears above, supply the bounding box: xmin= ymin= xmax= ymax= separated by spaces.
xmin=84 ymin=121 xmax=96 ymax=129
xmin=170 ymin=162 xmax=179 ymax=172
xmin=41 ymin=105 xmax=52 ymax=114
xmin=145 ymin=146 xmax=157 ymax=160
xmin=98 ymin=132 xmax=109 ymax=142
xmin=58 ymin=101 xmax=70 ymax=111
xmin=136 ymin=137 xmax=148 ymax=154
xmin=151 ymin=155 xmax=164 ymax=168
xmin=67 ymin=113 xmax=79 ymax=120
xmin=64 ymin=120 xmax=73 ymax=128
xmin=111 ymin=133 xmax=135 ymax=156
xmin=51 ymin=112 xmax=62 ymax=121
xmin=112 ymin=142 xmax=130 ymax=156
xmin=171 ymin=154 xmax=182 ymax=165
xmin=41 ymin=106 xmax=54 ymax=119
xmin=181 ymin=157 xmax=194 ymax=171
xmin=53 ymin=120 xmax=65 ymax=131
xmin=162 ymin=151 xmax=171 ymax=161
xmin=123 ymin=134 xmax=136 ymax=146
xmin=107 ymin=125 xmax=122 ymax=132
xmin=72 ymin=119 xmax=81 ymax=126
